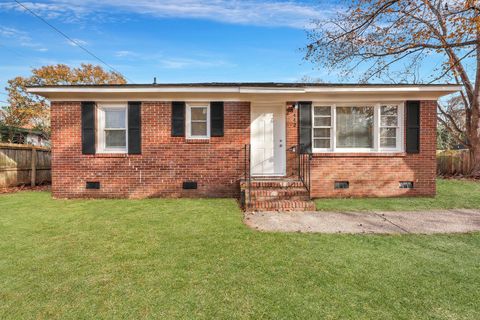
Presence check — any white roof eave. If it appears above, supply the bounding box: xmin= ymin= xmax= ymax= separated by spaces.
xmin=26 ymin=85 xmax=462 ymax=95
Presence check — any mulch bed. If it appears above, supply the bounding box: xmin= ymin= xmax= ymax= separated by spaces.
xmin=0 ymin=184 xmax=51 ymax=194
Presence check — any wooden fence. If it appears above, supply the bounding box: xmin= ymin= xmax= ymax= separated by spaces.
xmin=437 ymin=150 xmax=472 ymax=176
xmin=0 ymin=143 xmax=51 ymax=188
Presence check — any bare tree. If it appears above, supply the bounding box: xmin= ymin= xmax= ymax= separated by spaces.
xmin=305 ymin=0 xmax=480 ymax=176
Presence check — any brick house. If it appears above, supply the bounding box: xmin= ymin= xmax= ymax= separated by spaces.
xmin=27 ymin=83 xmax=460 ymax=211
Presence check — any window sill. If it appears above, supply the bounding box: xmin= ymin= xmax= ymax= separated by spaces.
xmin=185 ymin=139 xmax=210 ymax=144
xmin=312 ymin=152 xmax=406 ymax=158
xmin=87 ymin=153 xmax=133 ymax=158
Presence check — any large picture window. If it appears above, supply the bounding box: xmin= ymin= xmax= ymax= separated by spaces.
xmin=336 ymin=106 xmax=374 ymax=148
xmin=312 ymin=103 xmax=403 ymax=152
xmin=97 ymin=104 xmax=128 ymax=153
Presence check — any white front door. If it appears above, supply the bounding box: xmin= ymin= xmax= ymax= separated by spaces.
xmin=251 ymin=103 xmax=286 ymax=176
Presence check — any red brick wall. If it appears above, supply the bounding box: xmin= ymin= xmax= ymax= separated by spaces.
xmin=309 ymin=100 xmax=437 ymax=197
xmin=286 ymin=103 xmax=299 ymax=177
xmin=51 ymin=99 xmax=437 ymax=199
xmin=50 ymin=101 xmax=250 ymax=198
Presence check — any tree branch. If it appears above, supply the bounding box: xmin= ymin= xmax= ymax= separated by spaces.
xmin=437 ymin=116 xmax=469 ymax=147
xmin=438 ymin=102 xmax=465 ymax=136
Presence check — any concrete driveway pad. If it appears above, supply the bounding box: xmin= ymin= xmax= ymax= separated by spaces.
xmin=244 ymin=209 xmax=480 ymax=234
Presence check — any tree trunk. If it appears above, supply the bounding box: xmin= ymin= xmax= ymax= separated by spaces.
xmin=470 ymin=23 xmax=480 ymax=177
xmin=470 ymin=89 xmax=480 ymax=175
xmin=470 ymin=143 xmax=480 ymax=177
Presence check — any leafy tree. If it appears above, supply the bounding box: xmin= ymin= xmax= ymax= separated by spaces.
xmin=305 ymin=0 xmax=480 ymax=176
xmin=0 ymin=64 xmax=126 ymax=142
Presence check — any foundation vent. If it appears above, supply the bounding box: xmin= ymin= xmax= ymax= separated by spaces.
xmin=399 ymin=181 xmax=414 ymax=189
xmin=334 ymin=181 xmax=349 ymax=189
xmin=86 ymin=181 xmax=100 ymax=189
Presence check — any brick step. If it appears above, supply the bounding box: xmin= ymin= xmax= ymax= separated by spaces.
xmin=251 ymin=195 xmax=311 ymax=202
xmin=248 ymin=199 xmax=316 ymax=212
xmin=245 ymin=180 xmax=305 ymax=189
xmin=248 ymin=188 xmax=310 ymax=201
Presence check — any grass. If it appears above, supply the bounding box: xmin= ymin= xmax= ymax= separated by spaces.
xmin=316 ymin=178 xmax=480 ymax=211
xmin=1 ymin=191 xmax=480 ymax=319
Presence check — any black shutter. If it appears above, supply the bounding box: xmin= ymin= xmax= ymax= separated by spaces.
xmin=128 ymin=101 xmax=141 ymax=154
xmin=171 ymin=101 xmax=185 ymax=137
xmin=406 ymin=101 xmax=420 ymax=153
xmin=210 ymin=101 xmax=224 ymax=137
xmin=298 ymin=101 xmax=312 ymax=153
xmin=81 ymin=101 xmax=95 ymax=154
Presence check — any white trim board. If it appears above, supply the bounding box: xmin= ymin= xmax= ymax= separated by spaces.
xmin=27 ymin=85 xmax=461 ymax=94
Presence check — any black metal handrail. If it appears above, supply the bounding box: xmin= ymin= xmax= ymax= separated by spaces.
xmin=243 ymin=144 xmax=251 ymax=209
xmin=297 ymin=144 xmax=312 ymax=195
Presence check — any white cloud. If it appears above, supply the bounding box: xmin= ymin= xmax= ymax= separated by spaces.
xmin=112 ymin=50 xmax=236 ymax=69
xmin=66 ymin=38 xmax=88 ymax=47
xmin=0 ymin=1 xmax=333 ymax=29
xmin=0 ymin=1 xmax=89 ymax=21
xmin=115 ymin=50 xmax=137 ymax=57
xmin=0 ymin=26 xmax=48 ymax=50
xmin=0 ymin=26 xmax=29 ymax=40
xmin=159 ymin=57 xmax=234 ymax=69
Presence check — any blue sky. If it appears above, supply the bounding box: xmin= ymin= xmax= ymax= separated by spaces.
xmin=0 ymin=0 xmax=343 ymax=102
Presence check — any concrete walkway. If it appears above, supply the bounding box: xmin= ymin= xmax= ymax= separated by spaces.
xmin=244 ymin=209 xmax=480 ymax=234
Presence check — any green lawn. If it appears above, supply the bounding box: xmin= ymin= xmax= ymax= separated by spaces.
xmin=1 ymin=192 xmax=480 ymax=319
xmin=316 ymin=178 xmax=480 ymax=211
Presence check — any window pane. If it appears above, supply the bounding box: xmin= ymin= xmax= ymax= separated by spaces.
xmin=105 ymin=108 xmax=125 ymax=128
xmin=314 ymin=128 xmax=330 ymax=138
xmin=105 ymin=130 xmax=126 ymax=147
xmin=191 ymin=107 xmax=207 ymax=121
xmin=191 ymin=122 xmax=207 ymax=136
xmin=314 ymin=139 xmax=330 ymax=148
xmin=314 ymin=106 xmax=331 ymax=116
xmin=380 ymin=128 xmax=397 ymax=138
xmin=381 ymin=137 xmax=397 ymax=148
xmin=314 ymin=117 xmax=331 ymax=126
xmin=336 ymin=107 xmax=374 ymax=148
xmin=381 ymin=105 xmax=398 ymax=116
xmin=381 ymin=115 xmax=398 ymax=126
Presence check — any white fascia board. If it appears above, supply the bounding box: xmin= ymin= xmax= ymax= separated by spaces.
xmin=26 ymin=86 xmax=306 ymax=94
xmin=305 ymin=85 xmax=462 ymax=93
xmin=26 ymin=86 xmax=240 ymax=94
xmin=26 ymin=85 xmax=462 ymax=95
xmin=239 ymin=87 xmax=305 ymax=93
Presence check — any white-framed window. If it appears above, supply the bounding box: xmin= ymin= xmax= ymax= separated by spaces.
xmin=380 ymin=105 xmax=400 ymax=150
xmin=186 ymin=103 xmax=210 ymax=139
xmin=97 ymin=103 xmax=128 ymax=153
xmin=312 ymin=102 xmax=404 ymax=153
xmin=313 ymin=106 xmax=332 ymax=150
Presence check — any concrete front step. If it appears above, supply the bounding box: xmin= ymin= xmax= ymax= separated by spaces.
xmin=248 ymin=199 xmax=316 ymax=212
